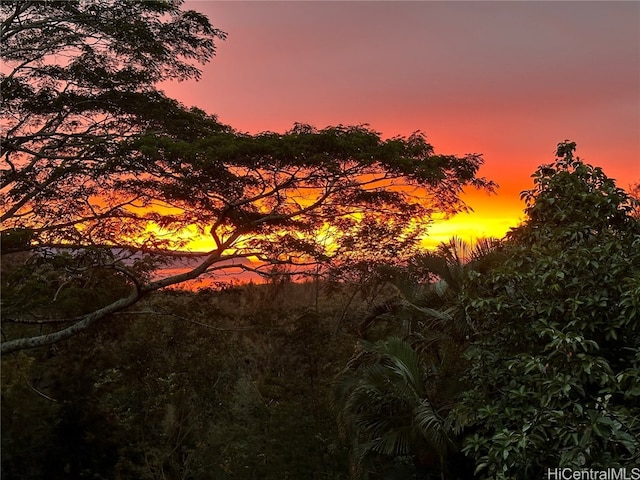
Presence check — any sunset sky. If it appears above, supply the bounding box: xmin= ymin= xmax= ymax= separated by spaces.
xmin=166 ymin=0 xmax=639 ymax=247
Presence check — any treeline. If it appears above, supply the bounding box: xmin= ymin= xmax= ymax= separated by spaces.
xmin=2 ymin=280 xmax=354 ymax=479
xmin=334 ymin=147 xmax=640 ymax=478
xmin=2 ymin=145 xmax=640 ymax=479
xmin=2 ymin=2 xmax=639 ymax=477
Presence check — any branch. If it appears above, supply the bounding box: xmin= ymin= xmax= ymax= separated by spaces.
xmin=0 ymin=289 xmax=142 ymax=355
xmin=3 ymin=242 xmax=228 ymax=258
xmin=2 ymin=317 xmax=73 ymax=325
xmin=144 ymin=231 xmax=243 ymax=290
xmin=0 ymin=2 xmax=34 ymax=42
xmin=0 ymin=234 xmax=247 ymax=355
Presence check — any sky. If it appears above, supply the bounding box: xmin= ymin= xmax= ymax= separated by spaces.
xmin=165 ymin=0 xmax=640 ymax=247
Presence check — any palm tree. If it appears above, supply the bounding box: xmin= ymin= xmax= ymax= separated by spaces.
xmin=355 ymin=236 xmax=502 ymax=356
xmin=336 ymin=237 xmax=503 ymax=478
xmin=335 ymin=337 xmax=454 ymax=479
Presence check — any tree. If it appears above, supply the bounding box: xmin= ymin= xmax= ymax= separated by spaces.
xmin=1 ymin=0 xmax=225 ymax=240
xmin=629 ymin=182 xmax=640 ymax=219
xmin=454 ymin=142 xmax=640 ymax=478
xmin=1 ymin=284 xmax=356 ymax=479
xmin=1 ymin=1 xmax=495 ymax=354
xmin=335 ymin=337 xmax=455 ymax=479
xmin=334 ymin=237 xmax=501 ymax=479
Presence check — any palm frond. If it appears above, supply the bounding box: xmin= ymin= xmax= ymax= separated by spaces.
xmin=414 ymin=399 xmax=455 ymax=457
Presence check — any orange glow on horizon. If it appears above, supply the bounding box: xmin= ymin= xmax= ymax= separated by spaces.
xmin=163 ymin=1 xmax=638 ymax=259
xmin=153 ymin=1 xmax=638 ymax=259
xmin=164 ymin=205 xmax=521 ymax=255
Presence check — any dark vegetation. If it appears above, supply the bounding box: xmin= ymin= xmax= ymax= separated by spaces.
xmin=2 ymin=1 xmax=639 ymax=478
xmin=2 ymin=279 xmax=359 ymax=479
xmin=3 ymin=145 xmax=639 ymax=478
xmin=0 ymin=0 xmax=493 ymax=354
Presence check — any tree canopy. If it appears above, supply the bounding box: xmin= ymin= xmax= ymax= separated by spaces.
xmin=334 ymin=143 xmax=640 ymax=478
xmin=1 ymin=0 xmax=226 ymax=250
xmin=0 ymin=1 xmax=494 ymax=354
xmin=454 ymin=143 xmax=640 ymax=477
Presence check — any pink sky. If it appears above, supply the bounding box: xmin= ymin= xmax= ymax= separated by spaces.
xmin=164 ymin=0 xmax=640 ymax=245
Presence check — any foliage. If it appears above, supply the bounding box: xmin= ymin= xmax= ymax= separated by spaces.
xmin=454 ymin=142 xmax=640 ymax=478
xmin=1 ymin=0 xmax=494 ymax=354
xmin=1 ymin=281 xmax=358 ymax=479
xmin=335 ymin=337 xmax=455 ymax=479
xmin=335 ymin=143 xmax=639 ymax=478
xmin=628 ymin=182 xmax=640 ymax=219
xmin=334 ymin=237 xmax=501 ymax=479
xmin=1 ymin=0 xmax=224 ymax=243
